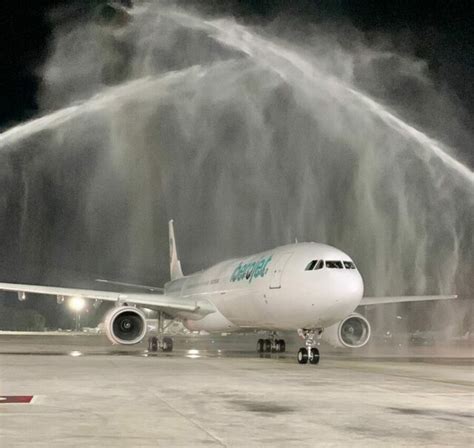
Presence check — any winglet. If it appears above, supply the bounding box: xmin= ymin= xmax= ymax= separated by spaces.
xmin=169 ymin=220 xmax=184 ymax=281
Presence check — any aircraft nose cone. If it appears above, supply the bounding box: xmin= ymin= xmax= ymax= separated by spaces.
xmin=346 ymin=271 xmax=364 ymax=301
xmin=327 ymin=271 xmax=364 ymax=317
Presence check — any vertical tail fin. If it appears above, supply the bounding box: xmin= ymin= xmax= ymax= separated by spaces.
xmin=168 ymin=219 xmax=184 ymax=281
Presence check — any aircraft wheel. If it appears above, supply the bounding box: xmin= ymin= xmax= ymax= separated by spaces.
xmin=278 ymin=339 xmax=286 ymax=353
xmin=257 ymin=339 xmax=265 ymax=353
xmin=162 ymin=337 xmax=173 ymax=352
xmin=297 ymin=347 xmax=308 ymax=364
xmin=309 ymin=347 xmax=320 ymax=365
xmin=264 ymin=339 xmax=272 ymax=353
xmin=274 ymin=339 xmax=285 ymax=352
xmin=274 ymin=339 xmax=281 ymax=352
xmin=148 ymin=336 xmax=158 ymax=352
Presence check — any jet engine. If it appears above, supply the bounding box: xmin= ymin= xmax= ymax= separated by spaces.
xmin=104 ymin=306 xmax=147 ymax=345
xmin=322 ymin=313 xmax=371 ymax=348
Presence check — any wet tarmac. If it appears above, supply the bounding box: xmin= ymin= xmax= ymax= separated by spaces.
xmin=0 ymin=333 xmax=472 ymax=447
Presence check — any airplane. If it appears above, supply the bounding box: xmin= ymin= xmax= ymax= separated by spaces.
xmin=0 ymin=220 xmax=457 ymax=364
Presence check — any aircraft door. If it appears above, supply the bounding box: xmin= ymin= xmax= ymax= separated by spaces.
xmin=269 ymin=252 xmax=293 ymax=289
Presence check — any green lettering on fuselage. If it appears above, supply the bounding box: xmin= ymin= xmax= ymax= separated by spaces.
xmin=230 ymin=255 xmax=272 ymax=283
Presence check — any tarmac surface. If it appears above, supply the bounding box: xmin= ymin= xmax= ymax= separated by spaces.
xmin=0 ymin=333 xmax=472 ymax=447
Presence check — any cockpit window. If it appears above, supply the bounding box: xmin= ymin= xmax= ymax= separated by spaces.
xmin=307 ymin=260 xmax=355 ymax=270
xmin=326 ymin=260 xmax=343 ymax=269
xmin=305 ymin=259 xmax=324 ymax=271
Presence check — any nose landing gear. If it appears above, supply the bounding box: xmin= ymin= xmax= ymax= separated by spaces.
xmin=297 ymin=329 xmax=322 ymax=365
xmin=297 ymin=347 xmax=320 ymax=364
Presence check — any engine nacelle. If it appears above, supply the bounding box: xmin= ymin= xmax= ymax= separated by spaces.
xmin=322 ymin=313 xmax=371 ymax=348
xmin=104 ymin=306 xmax=147 ymax=345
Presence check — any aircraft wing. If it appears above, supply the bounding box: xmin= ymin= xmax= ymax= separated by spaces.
xmin=95 ymin=278 xmax=164 ymax=293
xmin=360 ymin=295 xmax=457 ymax=306
xmin=0 ymin=282 xmax=215 ymax=316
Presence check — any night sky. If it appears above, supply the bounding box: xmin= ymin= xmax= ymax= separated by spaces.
xmin=0 ymin=1 xmax=472 ymax=329
xmin=1 ymin=0 xmax=473 ymax=129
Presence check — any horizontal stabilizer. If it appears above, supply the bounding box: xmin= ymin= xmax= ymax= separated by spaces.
xmin=360 ymin=295 xmax=457 ymax=306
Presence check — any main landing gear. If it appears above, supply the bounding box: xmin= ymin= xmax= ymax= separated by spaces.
xmin=148 ymin=336 xmax=173 ymax=352
xmin=297 ymin=329 xmax=322 ymax=365
xmin=147 ymin=312 xmax=173 ymax=353
xmin=257 ymin=333 xmax=286 ymax=353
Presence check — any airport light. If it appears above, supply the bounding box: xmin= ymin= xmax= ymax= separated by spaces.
xmin=68 ymin=296 xmax=86 ymax=312
xmin=69 ymin=297 xmax=86 ymax=332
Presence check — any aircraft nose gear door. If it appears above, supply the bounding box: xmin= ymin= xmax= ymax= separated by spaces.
xmin=269 ymin=252 xmax=293 ymax=289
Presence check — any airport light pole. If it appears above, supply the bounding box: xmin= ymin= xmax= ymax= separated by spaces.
xmin=68 ymin=297 xmax=86 ymax=332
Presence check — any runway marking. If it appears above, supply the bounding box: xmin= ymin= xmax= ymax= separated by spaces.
xmin=0 ymin=395 xmax=34 ymax=404
xmin=151 ymin=390 xmax=228 ymax=447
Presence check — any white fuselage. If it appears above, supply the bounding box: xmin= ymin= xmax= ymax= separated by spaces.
xmin=165 ymin=243 xmax=364 ymax=332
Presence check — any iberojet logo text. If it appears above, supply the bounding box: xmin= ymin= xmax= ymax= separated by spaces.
xmin=230 ymin=255 xmax=273 ymax=283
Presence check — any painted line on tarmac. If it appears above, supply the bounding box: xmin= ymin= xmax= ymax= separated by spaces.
xmin=0 ymin=395 xmax=34 ymax=404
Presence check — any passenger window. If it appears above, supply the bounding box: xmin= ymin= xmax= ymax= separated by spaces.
xmin=305 ymin=260 xmax=317 ymax=270
xmin=343 ymin=261 xmax=356 ymax=269
xmin=326 ymin=260 xmax=343 ymax=269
